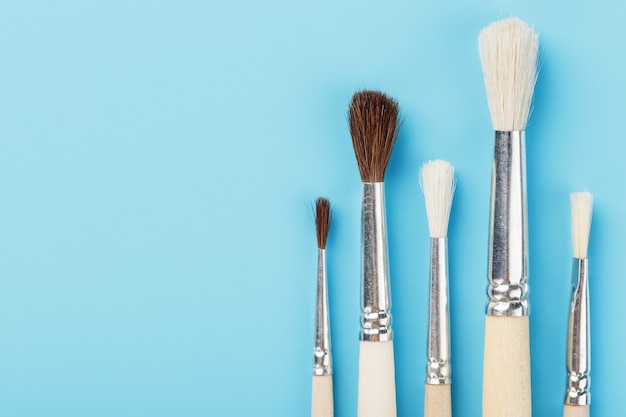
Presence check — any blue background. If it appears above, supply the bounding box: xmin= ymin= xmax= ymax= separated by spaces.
xmin=0 ymin=1 xmax=623 ymax=416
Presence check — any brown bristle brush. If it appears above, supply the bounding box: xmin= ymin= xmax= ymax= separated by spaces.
xmin=311 ymin=197 xmax=333 ymax=417
xmin=349 ymin=90 xmax=400 ymax=417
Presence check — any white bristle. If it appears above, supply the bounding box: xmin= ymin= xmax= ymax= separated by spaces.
xmin=570 ymin=192 xmax=593 ymax=259
xmin=478 ymin=17 xmax=539 ymax=131
xmin=419 ymin=159 xmax=456 ymax=238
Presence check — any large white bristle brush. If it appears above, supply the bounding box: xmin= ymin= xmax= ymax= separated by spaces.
xmin=478 ymin=17 xmax=539 ymax=417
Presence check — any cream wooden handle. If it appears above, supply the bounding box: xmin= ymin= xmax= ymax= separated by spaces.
xmin=564 ymin=405 xmax=589 ymax=417
xmin=424 ymin=383 xmax=452 ymax=417
xmin=311 ymin=374 xmax=333 ymax=417
xmin=358 ymin=340 xmax=397 ymax=417
xmin=483 ymin=315 xmax=531 ymax=417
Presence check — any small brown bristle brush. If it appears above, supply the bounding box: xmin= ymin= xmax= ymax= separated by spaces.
xmin=564 ymin=192 xmax=593 ymax=417
xmin=420 ymin=160 xmax=456 ymax=417
xmin=348 ymin=90 xmax=400 ymax=417
xmin=312 ymin=197 xmax=333 ymax=417
xmin=478 ymin=17 xmax=539 ymax=417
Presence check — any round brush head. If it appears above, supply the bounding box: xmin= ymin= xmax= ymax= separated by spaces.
xmin=479 ymin=17 xmax=539 ymax=131
xmin=419 ymin=159 xmax=456 ymax=238
xmin=315 ymin=197 xmax=331 ymax=250
xmin=348 ymin=90 xmax=400 ymax=183
xmin=571 ymin=192 xmax=593 ymax=259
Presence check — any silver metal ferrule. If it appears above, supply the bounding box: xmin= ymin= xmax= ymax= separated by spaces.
xmin=360 ymin=182 xmax=392 ymax=342
xmin=565 ymin=258 xmax=590 ymax=405
xmin=313 ymin=248 xmax=332 ymax=376
xmin=426 ymin=237 xmax=451 ymax=385
xmin=487 ymin=130 xmax=530 ymax=317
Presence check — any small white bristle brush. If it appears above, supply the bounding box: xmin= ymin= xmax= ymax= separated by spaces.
xmin=348 ymin=90 xmax=400 ymax=417
xmin=478 ymin=17 xmax=539 ymax=417
xmin=312 ymin=197 xmax=334 ymax=417
xmin=420 ymin=160 xmax=456 ymax=417
xmin=564 ymin=192 xmax=593 ymax=417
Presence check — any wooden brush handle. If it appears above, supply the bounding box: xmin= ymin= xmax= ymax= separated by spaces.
xmin=483 ymin=315 xmax=531 ymax=417
xmin=564 ymin=405 xmax=589 ymax=417
xmin=357 ymin=340 xmax=397 ymax=417
xmin=311 ymin=374 xmax=333 ymax=417
xmin=424 ymin=383 xmax=452 ymax=417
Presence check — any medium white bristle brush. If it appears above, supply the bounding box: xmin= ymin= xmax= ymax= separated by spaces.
xmin=564 ymin=192 xmax=593 ymax=417
xmin=419 ymin=160 xmax=456 ymax=417
xmin=312 ymin=197 xmax=333 ymax=417
xmin=348 ymin=90 xmax=400 ymax=417
xmin=478 ymin=17 xmax=539 ymax=417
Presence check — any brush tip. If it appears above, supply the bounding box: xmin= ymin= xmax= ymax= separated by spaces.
xmin=348 ymin=90 xmax=400 ymax=182
xmin=478 ymin=17 xmax=539 ymax=131
xmin=315 ymin=197 xmax=331 ymax=249
xmin=419 ymin=159 xmax=456 ymax=238
xmin=571 ymin=192 xmax=593 ymax=259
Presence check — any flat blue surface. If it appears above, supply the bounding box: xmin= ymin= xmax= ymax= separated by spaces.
xmin=0 ymin=1 xmax=623 ymax=416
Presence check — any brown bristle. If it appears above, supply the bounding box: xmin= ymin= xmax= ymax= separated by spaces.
xmin=348 ymin=90 xmax=400 ymax=182
xmin=315 ymin=197 xmax=331 ymax=249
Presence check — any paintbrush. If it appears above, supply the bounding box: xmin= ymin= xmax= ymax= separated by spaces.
xmin=420 ymin=160 xmax=456 ymax=417
xmin=312 ymin=197 xmax=334 ymax=417
xmin=478 ymin=17 xmax=539 ymax=417
xmin=348 ymin=90 xmax=400 ymax=417
xmin=564 ymin=192 xmax=593 ymax=417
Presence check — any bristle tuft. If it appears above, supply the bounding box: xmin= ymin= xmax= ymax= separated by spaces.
xmin=571 ymin=192 xmax=593 ymax=259
xmin=478 ymin=17 xmax=539 ymax=131
xmin=419 ymin=160 xmax=456 ymax=238
xmin=315 ymin=197 xmax=331 ymax=249
xmin=348 ymin=90 xmax=400 ymax=182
